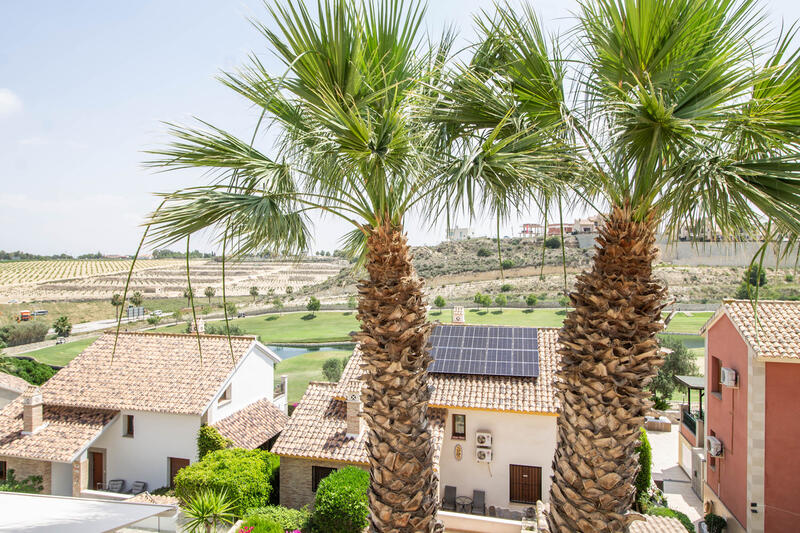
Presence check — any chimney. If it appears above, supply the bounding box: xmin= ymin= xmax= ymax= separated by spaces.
xmin=280 ymin=375 xmax=289 ymax=415
xmin=22 ymin=386 xmax=44 ymax=435
xmin=452 ymin=306 xmax=465 ymax=324
xmin=345 ymin=393 xmax=364 ymax=438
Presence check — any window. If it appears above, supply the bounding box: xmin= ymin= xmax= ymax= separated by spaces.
xmin=312 ymin=466 xmax=336 ymax=492
xmin=510 ymin=464 xmax=542 ymax=504
xmin=123 ymin=415 xmax=134 ymax=438
xmin=452 ymin=414 xmax=466 ymax=440
xmin=218 ymin=384 xmax=232 ymax=404
xmin=710 ymin=356 xmax=722 ymax=396
xmin=0 ymin=460 xmax=6 ymax=481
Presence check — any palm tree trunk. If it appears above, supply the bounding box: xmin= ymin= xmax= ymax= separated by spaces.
xmin=355 ymin=222 xmax=441 ymax=533
xmin=547 ymin=205 xmax=666 ymax=533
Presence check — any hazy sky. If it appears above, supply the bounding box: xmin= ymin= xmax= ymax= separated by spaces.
xmin=2 ymin=0 xmax=799 ymax=255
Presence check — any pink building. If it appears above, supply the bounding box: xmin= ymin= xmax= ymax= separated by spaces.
xmin=700 ymin=300 xmax=800 ymax=533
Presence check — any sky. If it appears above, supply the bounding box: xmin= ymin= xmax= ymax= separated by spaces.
xmin=1 ymin=0 xmax=799 ymax=256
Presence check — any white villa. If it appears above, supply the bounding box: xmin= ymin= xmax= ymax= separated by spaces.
xmin=0 ymin=332 xmax=287 ymax=497
xmin=273 ymin=324 xmax=559 ymax=517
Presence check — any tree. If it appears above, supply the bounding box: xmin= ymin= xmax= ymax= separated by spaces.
xmin=183 ymin=287 xmax=194 ymax=307
xmin=204 ymin=286 xmax=216 ymax=305
xmin=454 ymin=2 xmax=800 ymax=530
xmin=433 ymin=295 xmax=446 ymax=310
xmin=473 ymin=292 xmax=484 ymax=306
xmin=52 ymin=316 xmax=71 ymax=338
xmin=746 ymin=265 xmax=767 ymax=287
xmin=525 ymin=294 xmax=538 ymax=310
xmin=347 ymin=295 xmax=357 ymax=311
xmin=130 ymin=291 xmax=143 ymax=307
xmin=322 ymin=357 xmax=344 ymax=382
xmin=285 ymin=286 xmax=293 ymax=296
xmin=500 ymin=283 xmax=513 ymax=292
xmin=111 ymin=293 xmax=123 ymax=318
xmin=544 ymin=236 xmax=561 ymax=249
xmin=272 ymin=298 xmax=283 ymax=314
xmin=480 ymin=294 xmax=492 ymax=310
xmin=650 ymin=336 xmax=700 ymax=402
xmin=306 ymin=296 xmax=321 ymax=316
xmin=494 ymin=294 xmax=507 ymax=308
xmin=144 ymin=2 xmax=538 ymax=529
xmin=249 ymin=286 xmax=259 ymax=303
xmin=633 ymin=428 xmax=652 ymax=508
xmin=224 ymin=302 xmax=237 ymax=317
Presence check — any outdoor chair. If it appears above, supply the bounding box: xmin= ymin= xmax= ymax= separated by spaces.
xmin=488 ymin=506 xmax=496 ymax=517
xmin=106 ymin=479 xmax=126 ymax=493
xmin=441 ymin=485 xmax=456 ymax=511
xmin=471 ymin=490 xmax=486 ymax=515
xmin=127 ymin=481 xmax=147 ymax=494
xmin=510 ymin=511 xmax=523 ymax=520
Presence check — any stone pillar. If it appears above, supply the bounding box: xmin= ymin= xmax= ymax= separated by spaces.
xmin=346 ymin=393 xmax=363 ymax=438
xmin=22 ymin=386 xmax=43 ymax=434
xmin=72 ymin=459 xmax=87 ymax=497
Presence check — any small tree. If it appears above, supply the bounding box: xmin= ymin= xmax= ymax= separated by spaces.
xmin=634 ymin=427 xmax=652 ymax=507
xmin=204 ymin=286 xmax=216 ymax=305
xmin=249 ymin=286 xmax=259 ymax=302
xmin=307 ymin=296 xmax=321 ymax=316
xmin=544 ymin=236 xmax=561 ymax=249
xmin=525 ymin=294 xmax=538 ymax=310
xmin=111 ymin=293 xmax=123 ymax=318
xmin=745 ymin=264 xmax=767 ymax=287
xmin=130 ymin=291 xmax=144 ymax=307
xmin=147 ymin=315 xmax=161 ymax=325
xmin=433 ymin=295 xmax=446 ymax=311
xmin=347 ymin=295 xmax=357 ymax=310
xmin=473 ymin=292 xmax=484 ymax=306
xmin=312 ymin=466 xmax=369 ymax=533
xmin=477 ymin=247 xmax=492 ymax=257
xmin=480 ymin=294 xmax=492 ymax=310
xmin=52 ymin=316 xmax=71 ymax=337
xmin=322 ymin=357 xmax=344 ymax=382
xmin=650 ymin=336 xmax=701 ymax=403
xmin=272 ymin=297 xmax=283 ymax=314
xmin=500 ymin=283 xmax=513 ymax=292
xmin=495 ymin=294 xmax=507 ymax=308
xmin=224 ymin=302 xmax=237 ymax=317
xmin=183 ymin=287 xmax=194 ymax=306
xmin=285 ymin=286 xmax=294 ymax=295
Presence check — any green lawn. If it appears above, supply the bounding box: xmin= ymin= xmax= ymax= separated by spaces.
xmin=275 ymin=349 xmax=351 ymax=404
xmin=13 ymin=336 xmax=98 ymax=366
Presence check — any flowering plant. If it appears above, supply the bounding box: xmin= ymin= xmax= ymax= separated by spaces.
xmin=237 ymin=527 xmax=254 ymax=533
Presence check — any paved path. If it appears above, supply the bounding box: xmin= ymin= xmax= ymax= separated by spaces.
xmin=647 ymin=425 xmax=703 ymax=525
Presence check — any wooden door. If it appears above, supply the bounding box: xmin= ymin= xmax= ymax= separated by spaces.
xmin=90 ymin=451 xmax=104 ymax=490
xmin=169 ymin=457 xmax=190 ymax=488
xmin=509 ymin=464 xmax=541 ymax=504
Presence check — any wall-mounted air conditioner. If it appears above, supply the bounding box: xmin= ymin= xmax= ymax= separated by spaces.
xmin=476 ymin=431 xmax=492 ymax=448
xmin=707 ymin=436 xmax=724 ymax=458
xmin=720 ymin=367 xmax=738 ymax=388
xmin=476 ymin=448 xmax=493 ymax=463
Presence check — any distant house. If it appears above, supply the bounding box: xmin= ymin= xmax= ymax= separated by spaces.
xmin=520 ymin=223 xmax=545 ymax=238
xmin=700 ymin=300 xmax=800 ymax=533
xmin=273 ymin=324 xmax=559 ymax=517
xmin=0 ymin=332 xmax=287 ymax=497
xmin=446 ymin=227 xmax=476 ymax=241
xmin=0 ymin=372 xmax=29 ymax=409
xmin=572 ymin=216 xmax=602 ymax=234
xmin=546 ymin=223 xmax=573 ymax=236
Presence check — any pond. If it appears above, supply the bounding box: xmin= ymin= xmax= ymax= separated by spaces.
xmin=267 ymin=343 xmax=355 ymax=360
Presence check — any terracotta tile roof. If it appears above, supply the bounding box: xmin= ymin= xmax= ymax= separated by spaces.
xmin=0 ymin=372 xmax=29 ymax=394
xmin=705 ymin=300 xmax=800 ymax=360
xmin=629 ymin=515 xmax=688 ymax=533
xmin=212 ymin=398 xmax=288 ymax=449
xmin=334 ymin=328 xmax=560 ymax=414
xmin=42 ymin=332 xmax=257 ymax=414
xmin=272 ymin=381 xmax=445 ymax=466
xmin=0 ymin=397 xmax=117 ymax=461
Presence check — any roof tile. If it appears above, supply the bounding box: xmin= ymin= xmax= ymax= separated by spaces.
xmin=213 ymin=398 xmax=288 ymax=449
xmin=711 ymin=300 xmax=800 ymax=360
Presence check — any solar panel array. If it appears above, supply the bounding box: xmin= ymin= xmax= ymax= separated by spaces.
xmin=428 ymin=324 xmax=539 ymax=378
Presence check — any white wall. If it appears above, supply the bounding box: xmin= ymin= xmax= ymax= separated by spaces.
xmin=439 ymin=409 xmax=557 ymax=510
xmin=92 ymin=411 xmax=201 ymax=492
xmin=51 ymin=462 xmax=73 ymax=496
xmin=205 ymin=345 xmax=277 ymax=424
xmin=0 ymin=389 xmax=20 ymax=409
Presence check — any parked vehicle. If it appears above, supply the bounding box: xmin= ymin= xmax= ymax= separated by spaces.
xmin=17 ymin=310 xmax=31 ymax=322
xmin=152 ymin=310 xmax=163 ymax=316
xmin=56 ymin=337 xmax=66 ymax=345
xmin=32 ymin=310 xmax=48 ymax=316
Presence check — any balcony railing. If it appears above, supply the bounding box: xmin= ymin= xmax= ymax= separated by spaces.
xmin=681 ymin=406 xmax=703 ymax=436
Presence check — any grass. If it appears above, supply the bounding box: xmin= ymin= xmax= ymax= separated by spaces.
xmin=275 ymin=349 xmax=352 ymax=404
xmin=11 ymin=336 xmax=98 ymax=366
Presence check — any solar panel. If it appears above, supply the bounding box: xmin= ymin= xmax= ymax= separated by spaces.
xmin=428 ymin=324 xmax=539 ymax=378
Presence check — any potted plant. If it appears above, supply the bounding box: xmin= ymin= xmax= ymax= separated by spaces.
xmin=704 ymin=513 xmax=727 ymax=533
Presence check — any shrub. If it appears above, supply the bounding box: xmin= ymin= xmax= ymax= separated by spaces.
xmin=494 ymin=294 xmax=507 ymax=307
xmin=174 ymin=448 xmax=280 ymax=516
xmin=500 ymin=283 xmax=513 ymax=292
xmin=525 ymin=294 xmax=537 ymax=308
xmin=204 ymin=323 xmax=244 ymax=336
xmin=307 ymin=296 xmax=321 ymax=315
xmin=241 ymin=514 xmax=283 ymax=533
xmin=322 ymin=357 xmax=344 ymax=382
xmin=147 ymin=315 xmax=161 ymax=325
xmin=0 ymin=470 xmax=43 ymax=493
xmin=704 ymin=513 xmax=726 ymax=533
xmin=786 ymin=273 xmax=795 ymax=282
xmin=0 ymin=358 xmax=56 ymax=385
xmin=558 ymin=295 xmax=569 ymax=307
xmin=197 ymin=425 xmax=232 ymax=459
xmin=182 ymin=487 xmax=236 ymax=533
xmin=433 ymin=295 xmax=446 ymax=309
xmin=225 ymin=302 xmax=238 ymax=316
xmin=501 ymin=259 xmax=515 ymax=269
xmin=544 ymin=236 xmax=561 ymax=249
xmin=0 ymin=322 xmax=49 ymax=347
xmin=312 ymin=467 xmax=369 ymax=533
xmin=476 ymin=247 xmax=491 ymax=257
xmin=648 ymin=507 xmax=695 ymax=533
xmin=745 ymin=264 xmax=767 ymax=287
xmin=347 ymin=296 xmax=357 ymax=310
xmin=651 ymin=396 xmax=671 ymax=411
xmin=245 ymin=506 xmax=311 ymax=532
xmin=634 ymin=428 xmax=652 ymax=505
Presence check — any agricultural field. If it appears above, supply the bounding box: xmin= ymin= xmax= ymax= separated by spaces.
xmin=0 ymin=258 xmax=345 ymax=304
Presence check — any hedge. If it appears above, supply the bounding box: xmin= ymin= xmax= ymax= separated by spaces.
xmin=634 ymin=427 xmax=652 ymax=504
xmin=648 ymin=507 xmax=695 ymax=533
xmin=197 ymin=425 xmax=232 ymax=459
xmin=240 ymin=514 xmax=283 ymax=533
xmin=312 ymin=467 xmax=369 ymax=533
xmin=174 ymin=448 xmax=279 ymax=516
xmin=0 ymin=358 xmax=56 ymax=385
xmin=245 ymin=505 xmax=310 ymax=532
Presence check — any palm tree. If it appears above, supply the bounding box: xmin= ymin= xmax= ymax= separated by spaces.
xmin=141 ymin=2 xmax=539 ymax=529
xmin=183 ymin=287 xmax=194 ymax=307
xmin=111 ymin=293 xmax=123 ymax=318
xmin=204 ymin=286 xmax=216 ymax=305
xmin=249 ymin=286 xmax=259 ymax=303
xmin=130 ymin=291 xmax=144 ymax=307
xmin=454 ymin=1 xmax=800 ymax=530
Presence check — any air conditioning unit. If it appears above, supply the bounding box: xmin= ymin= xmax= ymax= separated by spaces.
xmin=476 ymin=448 xmax=493 ymax=463
xmin=476 ymin=431 xmax=492 ymax=447
xmin=720 ymin=367 xmax=738 ymax=388
xmin=707 ymin=436 xmax=724 ymax=458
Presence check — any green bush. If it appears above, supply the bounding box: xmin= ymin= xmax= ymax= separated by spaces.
xmin=0 ymin=470 xmax=43 ymax=494
xmin=174 ymin=448 xmax=279 ymax=517
xmin=0 ymin=358 xmax=56 ymax=385
xmin=203 ymin=323 xmax=244 ymax=336
xmin=545 ymin=236 xmax=561 ymax=249
xmin=312 ymin=467 xmax=369 ymax=533
xmin=500 ymin=283 xmax=513 ymax=292
xmin=786 ymin=273 xmax=795 ymax=282
xmin=197 ymin=425 xmax=232 ymax=459
xmin=634 ymin=428 xmax=652 ymax=504
xmin=501 ymin=259 xmax=515 ymax=269
xmin=0 ymin=322 xmax=49 ymax=347
xmin=52 ymin=316 xmax=72 ymax=337
xmin=322 ymin=357 xmax=344 ymax=382
xmin=525 ymin=294 xmax=537 ymax=308
xmin=245 ymin=506 xmax=311 ymax=532
xmin=648 ymin=507 xmax=695 ymax=532
xmin=476 ymin=247 xmax=491 ymax=257
xmin=704 ymin=513 xmax=726 ymax=533
xmin=651 ymin=395 xmax=671 ymax=411
xmin=241 ymin=514 xmax=284 ymax=533
xmin=745 ymin=265 xmax=767 ymax=287
xmin=433 ymin=295 xmax=446 ymax=309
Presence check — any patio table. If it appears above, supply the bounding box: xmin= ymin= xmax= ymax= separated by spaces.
xmin=455 ymin=496 xmax=472 ymax=513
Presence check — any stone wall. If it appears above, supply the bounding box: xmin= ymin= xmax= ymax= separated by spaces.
xmin=0 ymin=455 xmax=51 ymax=494
xmin=279 ymin=456 xmax=367 ymax=509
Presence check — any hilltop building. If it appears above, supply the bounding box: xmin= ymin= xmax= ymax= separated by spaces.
xmin=446 ymin=227 xmax=476 ymax=241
